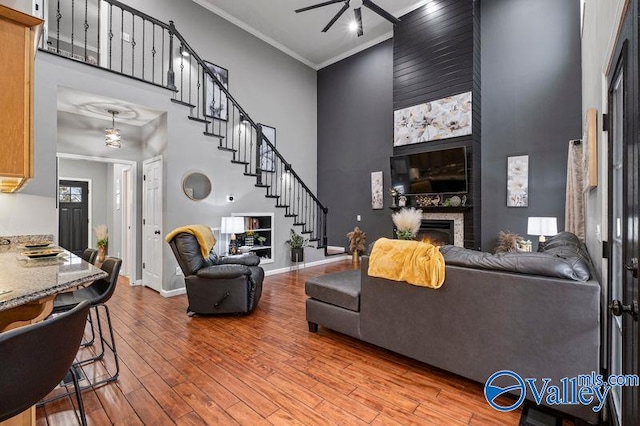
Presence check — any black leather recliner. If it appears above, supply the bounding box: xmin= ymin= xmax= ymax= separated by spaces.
xmin=167 ymin=232 xmax=264 ymax=315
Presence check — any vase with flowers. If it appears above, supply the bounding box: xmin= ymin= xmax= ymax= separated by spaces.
xmin=94 ymin=224 xmax=108 ymax=262
xmin=392 ymin=207 xmax=423 ymax=240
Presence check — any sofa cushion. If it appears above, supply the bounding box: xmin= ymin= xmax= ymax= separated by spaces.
xmin=440 ymin=245 xmax=591 ymax=281
xmin=305 ymin=270 xmax=361 ymax=312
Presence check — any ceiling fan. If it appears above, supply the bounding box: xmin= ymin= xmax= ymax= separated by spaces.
xmin=295 ymin=0 xmax=400 ymax=37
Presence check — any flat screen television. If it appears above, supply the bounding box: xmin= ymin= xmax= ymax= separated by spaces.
xmin=390 ymin=147 xmax=468 ymax=194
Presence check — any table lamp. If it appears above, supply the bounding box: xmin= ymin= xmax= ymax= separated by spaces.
xmin=527 ymin=217 xmax=558 ymax=243
xmin=221 ymin=217 xmax=245 ymax=255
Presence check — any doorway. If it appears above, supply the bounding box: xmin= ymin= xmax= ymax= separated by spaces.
xmin=58 ymin=179 xmax=89 ymax=257
xmin=57 ymin=154 xmax=138 ymax=283
xmin=606 ymin=1 xmax=640 ymax=423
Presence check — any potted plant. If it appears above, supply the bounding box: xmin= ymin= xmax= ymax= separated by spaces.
xmin=346 ymin=226 xmax=367 ymax=265
xmin=286 ymin=228 xmax=308 ymax=262
xmin=255 ymin=234 xmax=267 ymax=246
xmin=94 ymin=224 xmax=108 ymax=262
xmin=391 ymin=207 xmax=422 ymax=240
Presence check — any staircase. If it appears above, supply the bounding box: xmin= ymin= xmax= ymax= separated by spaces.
xmin=43 ymin=0 xmax=329 ymax=250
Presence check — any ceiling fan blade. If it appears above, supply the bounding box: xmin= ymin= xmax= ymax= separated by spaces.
xmin=295 ymin=0 xmax=345 ymax=13
xmin=322 ymin=2 xmax=350 ymax=32
xmin=362 ymin=0 xmax=400 ymax=25
xmin=354 ymin=8 xmax=363 ymax=36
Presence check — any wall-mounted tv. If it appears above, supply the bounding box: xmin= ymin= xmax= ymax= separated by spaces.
xmin=390 ymin=147 xmax=468 ymax=194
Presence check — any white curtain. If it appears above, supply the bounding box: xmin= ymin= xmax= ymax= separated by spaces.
xmin=565 ymin=141 xmax=585 ymax=240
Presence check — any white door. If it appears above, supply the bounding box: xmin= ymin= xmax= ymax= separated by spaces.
xmin=142 ymin=157 xmax=163 ymax=292
xmin=121 ymin=166 xmax=133 ymax=278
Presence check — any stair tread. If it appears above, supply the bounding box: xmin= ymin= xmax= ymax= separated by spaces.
xmin=301 ymin=231 xmax=313 ymax=234
xmin=265 ymin=195 xmax=280 ymax=199
xmin=244 ymin=173 xmax=259 ymax=177
xmin=231 ymin=160 xmax=249 ymax=165
xmin=275 ymin=205 xmax=289 ymax=208
xmin=188 ymin=116 xmax=211 ymax=124
xmin=205 ymin=132 xmax=226 ymax=139
xmin=255 ymin=184 xmax=270 ymax=188
xmin=284 ymin=214 xmax=297 ymax=217
xmin=217 ymin=146 xmax=236 ymax=152
xmin=170 ymin=98 xmax=195 ymax=108
xmin=293 ymin=223 xmax=305 ymax=226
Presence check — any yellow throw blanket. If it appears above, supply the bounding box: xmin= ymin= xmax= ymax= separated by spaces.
xmin=165 ymin=225 xmax=217 ymax=259
xmin=368 ymin=238 xmax=445 ymax=288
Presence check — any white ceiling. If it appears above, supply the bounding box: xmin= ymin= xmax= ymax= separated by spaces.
xmin=193 ymin=0 xmax=428 ymax=69
xmin=57 ymin=86 xmax=165 ymax=126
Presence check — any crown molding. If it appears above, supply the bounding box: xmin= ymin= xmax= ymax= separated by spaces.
xmin=316 ymin=31 xmax=393 ymax=69
xmin=192 ymin=0 xmax=429 ymax=71
xmin=192 ymin=0 xmax=317 ymax=69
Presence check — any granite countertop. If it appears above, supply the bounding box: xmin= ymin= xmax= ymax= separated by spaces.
xmin=0 ymin=241 xmax=108 ymax=311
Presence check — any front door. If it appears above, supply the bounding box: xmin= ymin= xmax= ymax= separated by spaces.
xmin=58 ymin=180 xmax=89 ymax=256
xmin=607 ymin=2 xmax=640 ymax=423
xmin=142 ymin=157 xmax=162 ymax=292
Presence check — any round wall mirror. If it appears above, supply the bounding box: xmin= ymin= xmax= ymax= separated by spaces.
xmin=182 ymin=172 xmax=212 ymax=201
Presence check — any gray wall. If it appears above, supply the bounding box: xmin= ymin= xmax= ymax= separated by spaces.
xmin=317 ymin=40 xmax=394 ymax=247
xmin=581 ymin=0 xmax=625 ymax=283
xmin=58 ymin=158 xmax=109 ymax=248
xmin=6 ymin=0 xmax=321 ymax=292
xmin=480 ymin=0 xmax=582 ymax=251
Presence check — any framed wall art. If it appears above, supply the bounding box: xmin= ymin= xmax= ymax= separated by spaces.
xmin=371 ymin=171 xmax=383 ymax=210
xmin=203 ymin=61 xmax=229 ymax=121
xmin=507 ymin=155 xmax=529 ymax=207
xmin=394 ymin=91 xmax=472 ymax=147
xmin=583 ymin=108 xmax=598 ymax=189
xmin=259 ymin=124 xmax=276 ymax=172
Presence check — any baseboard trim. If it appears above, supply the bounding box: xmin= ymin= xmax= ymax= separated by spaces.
xmin=264 ymin=254 xmax=350 ymax=276
xmin=161 ymin=287 xmax=186 ymax=298
xmin=130 ymin=279 xmax=143 ymax=286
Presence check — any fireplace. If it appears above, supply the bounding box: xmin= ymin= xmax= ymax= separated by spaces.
xmin=417 ymin=220 xmax=455 ymax=246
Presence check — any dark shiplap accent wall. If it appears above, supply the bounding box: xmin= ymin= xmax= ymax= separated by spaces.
xmin=393 ymin=0 xmax=480 ymax=248
xmin=394 ymin=0 xmax=474 ymax=110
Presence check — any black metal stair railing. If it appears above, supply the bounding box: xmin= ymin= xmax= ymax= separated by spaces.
xmin=42 ymin=0 xmax=329 ymax=248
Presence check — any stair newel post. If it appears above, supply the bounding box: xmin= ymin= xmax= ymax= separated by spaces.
xmin=322 ymin=206 xmax=328 ymax=248
xmin=256 ymin=124 xmax=263 ymax=185
xmin=167 ymin=21 xmax=176 ymax=91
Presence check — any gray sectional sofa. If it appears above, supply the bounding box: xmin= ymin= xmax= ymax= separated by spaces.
xmin=305 ymin=233 xmax=600 ymax=424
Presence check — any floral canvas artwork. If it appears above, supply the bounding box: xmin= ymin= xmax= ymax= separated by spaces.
xmin=393 ymin=92 xmax=472 ymax=146
xmin=259 ymin=124 xmax=276 ymax=172
xmin=507 ymin=155 xmax=529 ymax=207
xmin=371 ymin=171 xmax=383 ymax=210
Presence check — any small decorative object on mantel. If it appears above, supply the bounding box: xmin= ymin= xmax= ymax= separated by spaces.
xmin=346 ymin=226 xmax=367 ymax=265
xmin=388 ymin=187 xmax=398 ymax=208
xmin=392 ymin=207 xmax=423 ymax=240
xmin=94 ymin=224 xmax=108 ymax=262
xmin=398 ymin=195 xmax=407 ymax=207
xmin=449 ymin=195 xmax=462 ymax=207
xmin=416 ymin=194 xmax=441 ymax=207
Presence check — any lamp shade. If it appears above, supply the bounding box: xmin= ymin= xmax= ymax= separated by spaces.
xmin=527 ymin=217 xmax=558 ymax=236
xmin=220 ymin=217 xmax=244 ymax=234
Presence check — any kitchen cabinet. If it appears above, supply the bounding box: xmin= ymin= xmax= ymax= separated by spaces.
xmin=0 ymin=5 xmax=42 ymax=193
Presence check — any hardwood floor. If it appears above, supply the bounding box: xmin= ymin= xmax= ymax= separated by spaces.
xmin=37 ymin=260 xmax=559 ymax=425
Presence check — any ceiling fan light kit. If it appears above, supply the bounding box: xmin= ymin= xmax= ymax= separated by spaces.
xmin=295 ymin=0 xmax=400 ymax=37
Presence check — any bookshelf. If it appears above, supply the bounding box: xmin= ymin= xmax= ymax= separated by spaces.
xmin=232 ymin=212 xmax=274 ymax=264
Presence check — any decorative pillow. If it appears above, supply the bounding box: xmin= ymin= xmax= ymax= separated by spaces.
xmin=494 ymin=231 xmax=525 ymax=254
